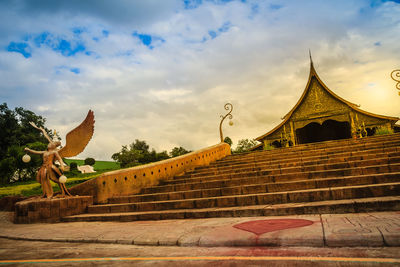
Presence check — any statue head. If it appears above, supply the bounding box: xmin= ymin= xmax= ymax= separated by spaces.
xmin=48 ymin=141 xmax=61 ymax=150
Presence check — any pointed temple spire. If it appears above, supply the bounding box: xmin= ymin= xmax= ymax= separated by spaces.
xmin=309 ymin=49 xmax=314 ymax=70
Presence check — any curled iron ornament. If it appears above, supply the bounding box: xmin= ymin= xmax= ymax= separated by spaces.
xmin=391 ymin=69 xmax=400 ymax=95
xmin=219 ymin=103 xmax=233 ymax=142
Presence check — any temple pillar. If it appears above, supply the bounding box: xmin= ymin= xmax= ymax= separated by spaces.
xmin=290 ymin=121 xmax=296 ymax=146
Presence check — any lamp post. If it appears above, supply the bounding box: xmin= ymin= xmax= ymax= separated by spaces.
xmin=219 ymin=103 xmax=233 ymax=143
xmin=391 ymin=69 xmax=400 ymax=96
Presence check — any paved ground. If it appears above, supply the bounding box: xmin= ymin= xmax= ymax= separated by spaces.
xmin=2 ymin=211 xmax=400 ymax=247
xmin=0 ymin=211 xmax=400 ymax=266
xmin=1 ymin=238 xmax=400 ymax=266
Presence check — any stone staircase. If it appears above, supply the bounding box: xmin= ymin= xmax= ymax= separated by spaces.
xmin=63 ymin=133 xmax=400 ymax=222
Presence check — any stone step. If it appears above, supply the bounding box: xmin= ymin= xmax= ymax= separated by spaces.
xmin=226 ymin=134 xmax=400 ymax=161
xmin=181 ymin=152 xmax=400 ymax=179
xmin=166 ymin=162 xmax=400 ymax=186
xmin=108 ymin=172 xmax=400 ymax=204
xmin=61 ymin=196 xmax=400 ymax=222
xmin=187 ymin=149 xmax=400 ymax=177
xmin=206 ymin=144 xmax=400 ymax=173
xmin=62 ymin=135 xmax=400 ymax=222
xmin=142 ymin=163 xmax=400 ymax=195
xmin=87 ymin=182 xmax=400 ymax=214
xmin=213 ymin=139 xmax=400 ymax=167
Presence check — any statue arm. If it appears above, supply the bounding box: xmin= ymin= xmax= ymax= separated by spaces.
xmin=29 ymin=122 xmax=53 ymax=143
xmin=55 ymin=151 xmax=65 ymax=172
xmin=24 ymin=147 xmax=44 ymax=155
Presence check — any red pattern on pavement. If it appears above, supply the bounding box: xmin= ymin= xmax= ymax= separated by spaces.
xmin=233 ymin=219 xmax=314 ymax=235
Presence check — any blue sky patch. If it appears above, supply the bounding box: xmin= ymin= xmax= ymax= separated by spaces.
xmin=205 ymin=21 xmax=232 ymax=41
xmin=72 ymin=27 xmax=85 ymax=35
xmin=370 ymin=0 xmax=400 ymax=7
xmin=116 ymin=50 xmax=134 ymax=57
xmin=135 ymin=33 xmax=152 ymax=46
xmin=208 ymin=30 xmax=217 ymax=39
xmin=7 ymin=42 xmax=31 ymax=58
xmin=56 ymin=39 xmax=85 ymax=56
xmin=133 ymin=32 xmax=165 ymax=49
xmin=183 ymin=0 xmax=239 ymax=10
xmin=250 ymin=3 xmax=259 ymax=15
xmin=212 ymin=0 xmax=234 ymax=4
xmin=270 ymin=4 xmax=283 ymax=10
xmin=374 ymin=41 xmax=381 ymax=46
xmin=33 ymin=32 xmax=86 ymax=56
xmin=33 ymin=32 xmax=50 ymax=47
xmin=379 ymin=0 xmax=400 ymax=3
xmin=55 ymin=65 xmax=81 ymax=74
xmin=183 ymin=0 xmax=202 ymax=9
xmin=70 ymin=68 xmax=80 ymax=74
xmin=93 ymin=30 xmax=109 ymax=42
xmin=218 ymin=21 xmax=232 ymax=32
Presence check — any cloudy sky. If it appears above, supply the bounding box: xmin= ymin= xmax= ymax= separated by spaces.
xmin=1 ymin=0 xmax=399 ymax=160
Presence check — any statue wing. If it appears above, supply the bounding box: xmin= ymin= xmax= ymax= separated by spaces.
xmin=59 ymin=110 xmax=95 ymax=158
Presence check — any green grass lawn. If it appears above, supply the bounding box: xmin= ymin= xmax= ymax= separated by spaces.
xmin=64 ymin=159 xmax=120 ymax=171
xmin=0 ymin=175 xmax=94 ymax=198
xmin=0 ymin=160 xmax=120 ymax=198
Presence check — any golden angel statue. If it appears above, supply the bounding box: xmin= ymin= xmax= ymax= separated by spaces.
xmin=24 ymin=110 xmax=95 ymax=198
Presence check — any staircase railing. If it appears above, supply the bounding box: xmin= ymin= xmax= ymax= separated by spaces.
xmin=70 ymin=143 xmax=231 ymax=203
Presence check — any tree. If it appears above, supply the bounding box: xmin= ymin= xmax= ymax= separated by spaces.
xmin=130 ymin=139 xmax=149 ymax=153
xmin=0 ymin=103 xmax=52 ymax=184
xmin=84 ymin=157 xmax=96 ymax=166
xmin=169 ymin=146 xmax=191 ymax=158
xmin=223 ymin=136 xmax=233 ymax=146
xmin=112 ymin=139 xmax=171 ymax=168
xmin=155 ymin=150 xmax=170 ymax=161
xmin=233 ymin=139 xmax=258 ymax=154
xmin=112 ymin=145 xmax=142 ymax=168
xmin=69 ymin=162 xmax=78 ymax=171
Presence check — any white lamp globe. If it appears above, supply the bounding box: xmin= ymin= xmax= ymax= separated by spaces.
xmin=59 ymin=175 xmax=67 ymax=183
xmin=22 ymin=154 xmax=31 ymax=163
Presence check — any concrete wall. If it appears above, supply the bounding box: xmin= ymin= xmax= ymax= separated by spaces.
xmin=70 ymin=143 xmax=231 ymax=204
xmin=14 ymin=196 xmax=93 ymax=223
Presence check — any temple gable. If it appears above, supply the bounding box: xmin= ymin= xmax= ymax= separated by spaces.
xmin=292 ymin=78 xmax=350 ymax=127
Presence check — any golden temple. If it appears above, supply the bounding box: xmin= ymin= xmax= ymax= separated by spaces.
xmin=252 ymin=58 xmax=399 ymax=150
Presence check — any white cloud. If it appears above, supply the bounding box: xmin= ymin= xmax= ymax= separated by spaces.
xmin=1 ymin=0 xmax=399 ymax=160
xmin=145 ymin=88 xmax=192 ymax=103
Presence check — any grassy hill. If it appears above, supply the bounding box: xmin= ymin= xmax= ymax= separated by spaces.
xmin=64 ymin=159 xmax=120 ymax=171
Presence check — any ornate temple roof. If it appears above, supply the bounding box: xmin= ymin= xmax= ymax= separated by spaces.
xmin=253 ymin=58 xmax=399 ymax=147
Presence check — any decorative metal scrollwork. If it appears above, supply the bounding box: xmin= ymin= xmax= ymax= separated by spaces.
xmin=391 ymin=69 xmax=400 ymax=95
xmin=219 ymin=103 xmax=233 ymax=142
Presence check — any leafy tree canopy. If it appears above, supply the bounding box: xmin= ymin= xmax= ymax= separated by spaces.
xmin=0 ymin=103 xmax=53 ymax=184
xmin=112 ymin=139 xmax=172 ymax=168
xmin=84 ymin=157 xmax=96 ymax=166
xmin=233 ymin=139 xmax=257 ymax=154
xmin=170 ymin=146 xmax=191 ymax=158
xmin=223 ymin=136 xmax=233 ymax=146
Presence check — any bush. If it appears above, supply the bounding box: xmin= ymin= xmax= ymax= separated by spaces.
xmin=223 ymin=136 xmax=233 ymax=146
xmin=374 ymin=126 xmax=394 ymax=136
xmin=84 ymin=157 xmax=96 ymax=166
xmin=264 ymin=143 xmax=275 ymax=151
xmin=169 ymin=147 xmax=191 ymax=158
xmin=233 ymin=139 xmax=257 ymax=154
xmin=69 ymin=162 xmax=78 ymax=171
